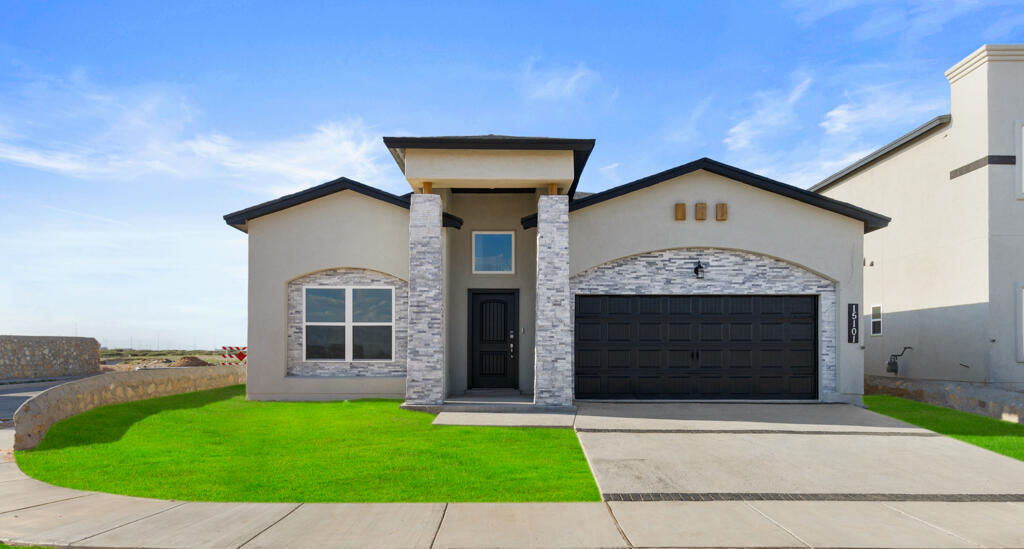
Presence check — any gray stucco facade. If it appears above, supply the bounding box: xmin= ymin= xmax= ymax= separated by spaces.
xmin=227 ymin=136 xmax=882 ymax=405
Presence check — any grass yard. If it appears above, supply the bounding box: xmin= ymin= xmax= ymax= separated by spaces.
xmin=15 ymin=385 xmax=599 ymax=503
xmin=865 ymin=395 xmax=1024 ymax=461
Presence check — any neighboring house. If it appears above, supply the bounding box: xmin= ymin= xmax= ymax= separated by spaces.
xmin=225 ymin=138 xmax=889 ymax=407
xmin=813 ymin=44 xmax=1024 ymax=389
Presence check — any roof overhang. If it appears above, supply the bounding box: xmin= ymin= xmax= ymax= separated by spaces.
xmin=383 ymin=135 xmax=595 ymax=198
xmin=222 ymin=177 xmax=463 ymax=233
xmin=521 ymin=157 xmax=890 ymax=233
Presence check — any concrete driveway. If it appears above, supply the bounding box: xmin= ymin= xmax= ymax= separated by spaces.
xmin=575 ymin=402 xmax=1024 ymax=497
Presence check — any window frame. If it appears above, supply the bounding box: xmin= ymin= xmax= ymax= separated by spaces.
xmin=869 ymin=304 xmax=883 ymax=337
xmin=471 ymin=231 xmax=516 ymax=275
xmin=302 ymin=285 xmax=395 ymax=362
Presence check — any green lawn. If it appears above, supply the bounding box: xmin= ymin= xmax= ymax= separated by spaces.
xmin=15 ymin=385 xmax=599 ymax=503
xmin=865 ymin=395 xmax=1024 ymax=461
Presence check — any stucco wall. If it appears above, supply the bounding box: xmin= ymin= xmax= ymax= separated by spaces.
xmin=0 ymin=336 xmax=100 ymax=380
xmin=821 ymin=127 xmax=992 ymax=383
xmin=446 ymin=193 xmax=538 ymax=394
xmin=13 ymin=365 xmax=245 ymax=450
xmin=984 ymin=52 xmax=1024 ymax=383
xmin=246 ymin=191 xmax=410 ymax=400
xmin=569 ymin=170 xmax=866 ymax=401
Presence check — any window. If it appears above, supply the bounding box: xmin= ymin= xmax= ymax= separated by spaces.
xmin=304 ymin=287 xmax=394 ymax=361
xmin=870 ymin=305 xmax=883 ymax=336
xmin=472 ymin=231 xmax=515 ymax=274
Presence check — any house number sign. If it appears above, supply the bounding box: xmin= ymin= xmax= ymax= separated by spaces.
xmin=848 ymin=303 xmax=859 ymax=343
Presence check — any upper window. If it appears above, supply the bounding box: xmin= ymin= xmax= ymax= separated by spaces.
xmin=473 ymin=231 xmax=515 ymax=274
xmin=870 ymin=305 xmax=883 ymax=336
xmin=304 ymin=287 xmax=394 ymax=361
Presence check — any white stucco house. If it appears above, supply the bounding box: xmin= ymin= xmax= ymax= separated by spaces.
xmin=813 ymin=44 xmax=1024 ymax=391
xmin=225 ymin=134 xmax=889 ymax=408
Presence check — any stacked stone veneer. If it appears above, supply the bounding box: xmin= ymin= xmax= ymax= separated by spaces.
xmin=570 ymin=248 xmax=838 ymax=398
xmin=286 ymin=268 xmax=408 ymax=377
xmin=0 ymin=336 xmax=100 ymax=380
xmin=405 ymin=194 xmax=445 ymax=405
xmin=14 ymin=364 xmax=245 ymax=450
xmin=534 ymin=195 xmax=573 ymax=406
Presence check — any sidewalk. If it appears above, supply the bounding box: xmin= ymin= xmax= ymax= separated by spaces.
xmin=2 ymin=424 xmax=1024 ymax=548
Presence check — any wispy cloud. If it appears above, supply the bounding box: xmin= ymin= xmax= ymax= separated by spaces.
xmin=820 ymin=83 xmax=946 ymax=135
xmin=724 ymin=76 xmax=812 ymax=151
xmin=598 ymin=162 xmax=620 ymax=184
xmin=787 ymin=0 xmax=1021 ymax=44
xmin=0 ymin=70 xmax=404 ymax=196
xmin=519 ymin=58 xmax=599 ymax=101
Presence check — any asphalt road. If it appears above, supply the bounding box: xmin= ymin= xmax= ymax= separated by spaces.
xmin=0 ymin=380 xmax=72 ymax=420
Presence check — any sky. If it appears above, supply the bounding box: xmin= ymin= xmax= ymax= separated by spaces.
xmin=1 ymin=0 xmax=1023 ymax=350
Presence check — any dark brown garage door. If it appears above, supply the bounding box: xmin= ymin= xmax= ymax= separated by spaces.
xmin=574 ymin=295 xmax=818 ymax=400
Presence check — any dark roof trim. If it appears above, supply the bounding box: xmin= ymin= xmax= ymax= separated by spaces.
xmin=382 ymin=135 xmax=595 ymax=199
xmin=810 ymin=115 xmax=951 ymax=193
xmin=223 ymin=176 xmax=463 ymax=232
xmin=521 ymin=157 xmax=890 ymax=233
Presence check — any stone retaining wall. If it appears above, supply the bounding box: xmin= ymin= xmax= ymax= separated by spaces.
xmin=13 ymin=364 xmax=246 ymax=450
xmin=0 ymin=336 xmax=100 ymax=380
xmin=865 ymin=375 xmax=1024 ymax=423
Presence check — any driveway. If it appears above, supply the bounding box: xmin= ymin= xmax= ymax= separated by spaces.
xmin=574 ymin=402 xmax=1024 ymax=497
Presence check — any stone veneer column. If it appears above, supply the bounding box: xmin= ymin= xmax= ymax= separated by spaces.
xmin=533 ymin=195 xmax=572 ymax=407
xmin=405 ymin=194 xmax=445 ymax=405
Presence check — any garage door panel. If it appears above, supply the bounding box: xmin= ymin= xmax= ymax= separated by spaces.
xmin=638 ymin=322 xmax=662 ymax=342
xmin=574 ymin=294 xmax=817 ymax=400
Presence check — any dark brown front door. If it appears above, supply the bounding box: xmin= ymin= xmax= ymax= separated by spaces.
xmin=469 ymin=290 xmax=519 ymax=389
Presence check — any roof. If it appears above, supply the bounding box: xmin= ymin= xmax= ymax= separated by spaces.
xmin=222 ymin=177 xmax=463 ymax=232
xmin=520 ymin=157 xmax=890 ymax=233
xmin=382 ymin=135 xmax=596 ymax=198
xmin=809 ymin=115 xmax=951 ymax=193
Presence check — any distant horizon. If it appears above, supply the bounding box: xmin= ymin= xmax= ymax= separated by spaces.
xmin=2 ymin=1 xmax=1023 ymax=347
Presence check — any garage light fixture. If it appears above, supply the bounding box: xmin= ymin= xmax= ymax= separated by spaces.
xmin=694 ymin=260 xmax=705 ymax=279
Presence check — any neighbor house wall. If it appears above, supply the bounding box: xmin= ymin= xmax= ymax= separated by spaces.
xmin=246 ymin=191 xmax=410 ymax=400
xmin=569 ymin=171 xmax=866 ymax=402
xmin=446 ymin=193 xmax=538 ymax=394
xmin=984 ymin=50 xmax=1024 ymax=385
xmin=820 ymin=126 xmax=992 ymax=383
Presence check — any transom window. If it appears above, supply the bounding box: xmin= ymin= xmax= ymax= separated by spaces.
xmin=473 ymin=231 xmax=515 ymax=274
xmin=304 ymin=287 xmax=394 ymax=361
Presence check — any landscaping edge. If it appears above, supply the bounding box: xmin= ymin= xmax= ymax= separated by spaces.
xmin=865 ymin=375 xmax=1024 ymax=424
xmin=13 ymin=365 xmax=246 ymax=450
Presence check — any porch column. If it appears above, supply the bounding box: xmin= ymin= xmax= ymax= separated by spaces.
xmin=405 ymin=194 xmax=445 ymax=405
xmin=533 ymin=194 xmax=572 ymax=407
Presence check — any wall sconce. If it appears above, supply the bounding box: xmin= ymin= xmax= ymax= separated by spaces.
xmin=694 ymin=260 xmax=705 ymax=279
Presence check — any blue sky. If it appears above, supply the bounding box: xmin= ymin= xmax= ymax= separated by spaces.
xmin=1 ymin=1 xmax=1023 ymax=349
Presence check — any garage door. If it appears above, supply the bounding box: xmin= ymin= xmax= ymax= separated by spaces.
xmin=574 ymin=295 xmax=818 ymax=399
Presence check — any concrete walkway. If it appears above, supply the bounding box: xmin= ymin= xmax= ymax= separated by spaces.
xmin=3 ymin=402 xmax=1024 ymax=548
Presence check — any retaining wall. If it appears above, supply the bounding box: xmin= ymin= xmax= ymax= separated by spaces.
xmin=865 ymin=375 xmax=1024 ymax=424
xmin=13 ymin=364 xmax=246 ymax=450
xmin=0 ymin=336 xmax=100 ymax=380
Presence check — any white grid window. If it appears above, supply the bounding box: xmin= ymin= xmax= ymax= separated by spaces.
xmin=870 ymin=305 xmax=883 ymax=336
xmin=303 ymin=286 xmax=394 ymax=361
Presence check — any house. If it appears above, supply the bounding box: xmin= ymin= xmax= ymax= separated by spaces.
xmin=812 ymin=44 xmax=1024 ymax=392
xmin=224 ymin=136 xmax=889 ymax=407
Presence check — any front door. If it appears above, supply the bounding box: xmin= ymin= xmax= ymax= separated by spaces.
xmin=469 ymin=290 xmax=519 ymax=389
